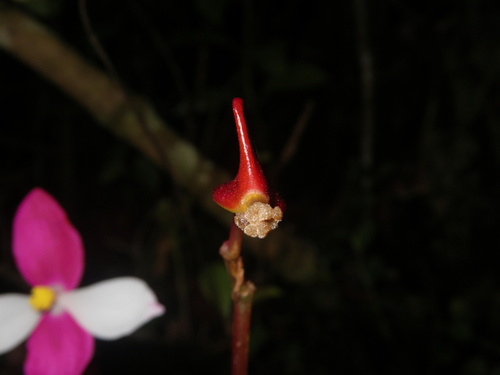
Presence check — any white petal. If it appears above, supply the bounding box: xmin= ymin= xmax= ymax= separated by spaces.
xmin=0 ymin=294 xmax=41 ymax=354
xmin=59 ymin=277 xmax=164 ymax=340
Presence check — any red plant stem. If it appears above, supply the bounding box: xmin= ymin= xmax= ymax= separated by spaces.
xmin=231 ymin=281 xmax=255 ymax=375
xmin=219 ymin=220 xmax=255 ymax=375
xmin=220 ymin=221 xmax=244 ymax=296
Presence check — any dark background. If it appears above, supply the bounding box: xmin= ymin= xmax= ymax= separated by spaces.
xmin=2 ymin=0 xmax=500 ymax=374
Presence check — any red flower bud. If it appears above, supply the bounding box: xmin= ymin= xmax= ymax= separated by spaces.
xmin=213 ymin=98 xmax=283 ymax=238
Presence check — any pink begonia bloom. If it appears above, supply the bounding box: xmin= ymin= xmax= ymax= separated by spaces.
xmin=0 ymin=188 xmax=165 ymax=375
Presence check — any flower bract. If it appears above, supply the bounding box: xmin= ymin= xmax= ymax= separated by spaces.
xmin=213 ymin=98 xmax=284 ymax=238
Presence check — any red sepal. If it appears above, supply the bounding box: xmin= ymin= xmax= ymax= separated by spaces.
xmin=213 ymin=98 xmax=273 ymax=213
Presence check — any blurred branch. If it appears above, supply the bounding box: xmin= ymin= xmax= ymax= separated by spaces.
xmin=274 ymin=99 xmax=315 ymax=178
xmin=78 ymin=0 xmax=172 ymax=181
xmin=0 ymin=8 xmax=321 ymax=283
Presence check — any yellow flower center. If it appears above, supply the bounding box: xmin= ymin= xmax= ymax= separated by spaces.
xmin=29 ymin=286 xmax=56 ymax=311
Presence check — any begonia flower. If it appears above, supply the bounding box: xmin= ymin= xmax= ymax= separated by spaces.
xmin=0 ymin=188 xmax=164 ymax=375
xmin=213 ymin=98 xmax=284 ymax=238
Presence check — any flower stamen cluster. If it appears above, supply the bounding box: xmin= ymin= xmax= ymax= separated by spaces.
xmin=234 ymin=202 xmax=283 ymax=238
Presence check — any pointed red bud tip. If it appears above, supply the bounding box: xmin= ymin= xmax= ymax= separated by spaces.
xmin=213 ymin=98 xmax=284 ymax=238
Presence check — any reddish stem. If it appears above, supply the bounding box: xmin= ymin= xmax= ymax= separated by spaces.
xmin=219 ymin=220 xmax=255 ymax=375
xmin=231 ymin=281 xmax=255 ymax=375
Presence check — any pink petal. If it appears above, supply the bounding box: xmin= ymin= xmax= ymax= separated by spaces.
xmin=25 ymin=312 xmax=94 ymax=375
xmin=13 ymin=188 xmax=84 ymax=290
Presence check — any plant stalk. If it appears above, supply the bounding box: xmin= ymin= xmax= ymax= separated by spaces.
xmin=220 ymin=220 xmax=255 ymax=375
xmin=231 ymin=281 xmax=255 ymax=375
